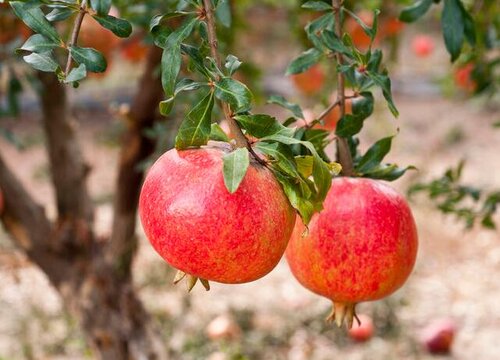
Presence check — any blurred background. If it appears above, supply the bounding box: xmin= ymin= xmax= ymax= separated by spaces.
xmin=0 ymin=0 xmax=499 ymax=359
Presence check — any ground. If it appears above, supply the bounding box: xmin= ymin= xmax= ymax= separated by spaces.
xmin=1 ymin=6 xmax=499 ymax=360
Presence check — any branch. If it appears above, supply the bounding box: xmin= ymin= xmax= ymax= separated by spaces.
xmin=37 ymin=71 xmax=94 ymax=224
xmin=0 ymin=153 xmax=73 ymax=286
xmin=201 ymin=0 xmax=266 ymax=165
xmin=106 ymin=46 xmax=165 ymax=277
xmin=65 ymin=0 xmax=89 ymax=76
xmin=332 ymin=0 xmax=355 ymax=176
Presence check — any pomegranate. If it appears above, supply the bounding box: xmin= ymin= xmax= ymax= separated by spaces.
xmin=420 ymin=318 xmax=456 ymax=354
xmin=412 ymin=35 xmax=435 ymax=58
xmin=139 ymin=143 xmax=296 ymax=285
xmin=286 ymin=177 xmax=418 ymax=327
xmin=348 ymin=314 xmax=374 ymax=342
xmin=291 ymin=64 xmax=326 ymax=95
xmin=120 ymin=37 xmax=149 ymax=63
xmin=454 ymin=63 xmax=476 ymax=93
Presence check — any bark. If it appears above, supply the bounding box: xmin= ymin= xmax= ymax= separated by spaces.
xmin=106 ymin=46 xmax=164 ymax=277
xmin=0 ymin=55 xmax=169 ymax=358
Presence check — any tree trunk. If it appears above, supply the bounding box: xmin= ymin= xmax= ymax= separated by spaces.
xmin=1 ymin=46 xmax=169 ymax=359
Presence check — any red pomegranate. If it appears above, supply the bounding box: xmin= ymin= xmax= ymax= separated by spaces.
xmin=412 ymin=35 xmax=435 ymax=58
xmin=286 ymin=177 xmax=418 ymax=327
xmin=139 ymin=143 xmax=296 ymax=284
xmin=291 ymin=64 xmax=326 ymax=95
xmin=420 ymin=318 xmax=456 ymax=354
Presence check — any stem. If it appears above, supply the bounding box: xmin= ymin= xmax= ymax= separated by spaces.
xmin=65 ymin=0 xmax=88 ymax=76
xmin=202 ymin=0 xmax=264 ymax=164
xmin=332 ymin=0 xmax=354 ymax=176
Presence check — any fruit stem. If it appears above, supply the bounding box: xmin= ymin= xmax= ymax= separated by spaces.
xmin=332 ymin=0 xmax=355 ymax=177
xmin=202 ymin=0 xmax=265 ymax=166
xmin=65 ymin=0 xmax=88 ymax=76
xmin=326 ymin=301 xmax=358 ymax=329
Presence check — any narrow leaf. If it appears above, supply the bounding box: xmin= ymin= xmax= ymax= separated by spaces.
xmin=92 ymin=15 xmax=132 ymax=38
xmin=223 ymin=148 xmax=250 ymax=193
xmin=175 ymin=91 xmax=215 ymax=149
xmin=69 ymin=46 xmax=107 ymax=73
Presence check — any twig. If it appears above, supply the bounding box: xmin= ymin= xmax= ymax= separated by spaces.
xmin=65 ymin=0 xmax=89 ymax=76
xmin=332 ymin=0 xmax=354 ymax=176
xmin=201 ymin=0 xmax=267 ymax=166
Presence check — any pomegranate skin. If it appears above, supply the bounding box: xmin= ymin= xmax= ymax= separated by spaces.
xmin=286 ymin=177 xmax=418 ymax=303
xmin=139 ymin=145 xmax=296 ymax=284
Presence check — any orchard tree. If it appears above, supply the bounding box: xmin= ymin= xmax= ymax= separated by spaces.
xmin=0 ymin=0 xmax=493 ymax=359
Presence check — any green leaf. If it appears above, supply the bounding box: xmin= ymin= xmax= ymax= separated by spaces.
xmin=295 ymin=156 xmax=314 ymax=178
xmin=215 ymin=0 xmax=232 ymax=27
xmin=225 ymin=55 xmax=242 ymax=76
xmin=259 ymin=134 xmax=332 ymax=202
xmin=214 ymin=77 xmax=253 ymax=113
xmin=366 ymin=72 xmax=399 ymax=117
xmin=210 ymin=123 xmax=229 ymax=142
xmin=64 ymin=63 xmax=87 ymax=83
xmin=399 ymin=0 xmax=433 ymax=23
xmin=92 ymin=15 xmax=132 ymax=38
xmin=222 ymin=148 xmax=250 ymax=193
xmin=161 ymin=45 xmax=182 ymax=101
xmin=174 ymin=78 xmax=203 ymax=95
xmin=335 ymin=92 xmax=374 ymax=137
xmin=150 ymin=11 xmax=192 ymax=33
xmin=442 ymin=0 xmax=464 ymax=62
xmin=356 ymin=136 xmax=393 ymax=174
xmin=10 ymin=2 xmax=61 ymax=44
xmin=23 ymin=52 xmax=59 ymax=72
xmin=175 ymin=91 xmax=215 ymax=149
xmin=46 ymin=8 xmax=75 ymax=22
xmin=159 ymin=98 xmax=174 ymax=116
xmin=457 ymin=1 xmax=476 ymax=46
xmin=18 ymin=34 xmax=59 ymax=53
xmin=302 ymin=1 xmax=333 ymax=11
xmin=286 ymin=48 xmax=323 ymax=75
xmin=364 ymin=163 xmax=416 ymax=181
xmin=267 ymin=95 xmax=304 ymax=119
xmin=69 ymin=46 xmax=107 ymax=73
xmin=157 ymin=16 xmax=198 ymax=49
xmin=234 ymin=114 xmax=294 ymax=139
xmin=90 ymin=0 xmax=112 ymax=16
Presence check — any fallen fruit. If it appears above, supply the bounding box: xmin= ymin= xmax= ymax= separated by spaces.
xmin=286 ymin=177 xmax=418 ymax=328
xmin=412 ymin=35 xmax=435 ymax=58
xmin=206 ymin=315 xmax=241 ymax=341
xmin=348 ymin=314 xmax=374 ymax=342
xmin=420 ymin=318 xmax=456 ymax=354
xmin=139 ymin=143 xmax=296 ymax=284
xmin=291 ymin=64 xmax=326 ymax=95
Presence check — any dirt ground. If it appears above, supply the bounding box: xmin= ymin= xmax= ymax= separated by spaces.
xmin=1 ymin=7 xmax=500 ymax=360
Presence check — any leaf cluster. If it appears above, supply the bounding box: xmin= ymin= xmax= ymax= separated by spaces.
xmin=153 ymin=0 xmax=340 ymax=224
xmin=10 ymin=0 xmax=132 ymax=86
xmin=409 ymin=161 xmax=500 ymax=229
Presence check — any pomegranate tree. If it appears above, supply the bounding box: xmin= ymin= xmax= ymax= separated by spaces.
xmin=286 ymin=177 xmax=418 ymax=328
xmin=139 ymin=143 xmax=296 ymax=285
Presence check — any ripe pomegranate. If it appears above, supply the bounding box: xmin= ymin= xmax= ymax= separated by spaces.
xmin=286 ymin=177 xmax=418 ymax=328
xmin=380 ymin=17 xmax=405 ymax=38
xmin=412 ymin=35 xmax=435 ymax=58
xmin=454 ymin=63 xmax=477 ymax=93
xmin=420 ymin=318 xmax=456 ymax=354
xmin=120 ymin=37 xmax=149 ymax=63
xmin=348 ymin=314 xmax=374 ymax=342
xmin=139 ymin=143 xmax=296 ymax=284
xmin=291 ymin=64 xmax=325 ymax=95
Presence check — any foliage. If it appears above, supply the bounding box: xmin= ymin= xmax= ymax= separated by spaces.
xmin=409 ymin=161 xmax=500 ymax=229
